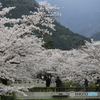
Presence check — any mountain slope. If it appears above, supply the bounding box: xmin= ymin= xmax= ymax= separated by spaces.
xmin=43 ymin=21 xmax=90 ymax=50
xmin=0 ymin=0 xmax=38 ymax=18
xmin=36 ymin=0 xmax=100 ymax=37
xmin=91 ymin=32 xmax=100 ymax=41
xmin=0 ymin=0 xmax=90 ymax=50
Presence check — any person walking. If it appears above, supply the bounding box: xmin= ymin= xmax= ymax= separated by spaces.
xmin=95 ymin=77 xmax=100 ymax=92
xmin=56 ymin=76 xmax=62 ymax=92
xmin=84 ymin=77 xmax=88 ymax=92
xmin=46 ymin=76 xmax=51 ymax=87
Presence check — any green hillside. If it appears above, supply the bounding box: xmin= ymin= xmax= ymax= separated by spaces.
xmin=0 ymin=0 xmax=38 ymax=18
xmin=43 ymin=21 xmax=90 ymax=50
xmin=0 ymin=0 xmax=90 ymax=50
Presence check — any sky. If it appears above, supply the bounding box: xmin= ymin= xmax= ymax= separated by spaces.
xmin=35 ymin=0 xmax=100 ymax=37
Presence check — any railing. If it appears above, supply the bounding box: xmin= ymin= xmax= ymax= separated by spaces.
xmin=16 ymin=87 xmax=100 ymax=99
xmin=29 ymin=87 xmax=96 ymax=92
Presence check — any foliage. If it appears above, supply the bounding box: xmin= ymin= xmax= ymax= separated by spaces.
xmin=81 ymin=40 xmax=100 ymax=67
xmin=0 ymin=0 xmax=99 ymax=98
xmin=42 ymin=40 xmax=54 ymax=49
xmin=63 ymin=81 xmax=96 ymax=88
xmin=0 ymin=0 xmax=59 ymax=96
xmin=0 ymin=92 xmax=16 ymax=100
xmin=62 ymin=81 xmax=80 ymax=87
xmin=0 ymin=0 xmax=38 ymax=18
xmin=43 ymin=21 xmax=90 ymax=50
xmin=88 ymin=82 xmax=96 ymax=87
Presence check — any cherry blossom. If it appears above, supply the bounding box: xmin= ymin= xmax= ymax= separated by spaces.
xmin=0 ymin=1 xmax=60 ymax=95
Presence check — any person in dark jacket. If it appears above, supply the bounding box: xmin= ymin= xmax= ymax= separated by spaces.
xmin=84 ymin=77 xmax=88 ymax=92
xmin=95 ymin=77 xmax=100 ymax=92
xmin=0 ymin=78 xmax=8 ymax=85
xmin=56 ymin=76 xmax=62 ymax=91
xmin=46 ymin=76 xmax=51 ymax=87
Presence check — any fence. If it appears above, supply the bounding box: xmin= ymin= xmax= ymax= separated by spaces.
xmin=16 ymin=87 xmax=100 ymax=99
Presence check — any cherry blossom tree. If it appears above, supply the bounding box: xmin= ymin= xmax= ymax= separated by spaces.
xmin=0 ymin=1 xmax=60 ymax=95
xmin=37 ymin=42 xmax=100 ymax=84
xmin=79 ymin=40 xmax=100 ymax=79
xmin=1 ymin=0 xmax=100 ymax=96
xmin=50 ymin=41 xmax=100 ymax=83
xmin=81 ymin=40 xmax=100 ymax=67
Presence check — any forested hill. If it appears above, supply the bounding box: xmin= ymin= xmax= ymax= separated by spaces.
xmin=0 ymin=0 xmax=90 ymax=50
xmin=0 ymin=0 xmax=38 ymax=18
xmin=43 ymin=21 xmax=90 ymax=50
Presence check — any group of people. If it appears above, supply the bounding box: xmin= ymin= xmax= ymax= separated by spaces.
xmin=45 ymin=76 xmax=62 ymax=88
xmin=83 ymin=77 xmax=100 ymax=92
xmin=45 ymin=76 xmax=62 ymax=92
xmin=45 ymin=76 xmax=100 ymax=92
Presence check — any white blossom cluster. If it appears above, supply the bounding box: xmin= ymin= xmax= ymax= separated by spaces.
xmin=0 ymin=84 xmax=33 ymax=96
xmin=34 ymin=44 xmax=100 ymax=84
xmin=0 ymin=7 xmax=15 ymax=16
xmin=0 ymin=1 xmax=60 ymax=96
xmin=0 ymin=1 xmax=100 ymax=96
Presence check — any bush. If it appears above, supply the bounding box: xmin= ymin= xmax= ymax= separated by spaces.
xmin=0 ymin=92 xmax=16 ymax=100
